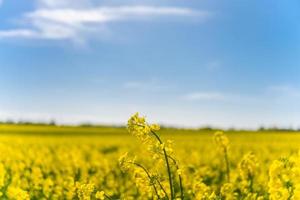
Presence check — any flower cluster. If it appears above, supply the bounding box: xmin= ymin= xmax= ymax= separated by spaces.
xmin=239 ymin=152 xmax=258 ymax=181
xmin=268 ymin=152 xmax=300 ymax=200
xmin=214 ymin=131 xmax=229 ymax=152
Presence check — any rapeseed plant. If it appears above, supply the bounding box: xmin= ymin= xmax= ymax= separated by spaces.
xmin=122 ymin=113 xmax=184 ymax=200
xmin=214 ymin=131 xmax=231 ymax=182
xmin=239 ymin=152 xmax=258 ymax=192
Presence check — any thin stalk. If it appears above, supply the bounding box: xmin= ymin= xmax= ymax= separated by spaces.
xmin=249 ymin=175 xmax=253 ymax=193
xmin=224 ymin=148 xmax=230 ymax=182
xmin=104 ymin=194 xmax=113 ymax=200
xmin=178 ymin=175 xmax=184 ymax=200
xmin=150 ymin=130 xmax=174 ymax=200
xmin=167 ymin=155 xmax=184 ymax=200
xmin=156 ymin=178 xmax=169 ymax=200
xmin=128 ymin=162 xmax=161 ymax=200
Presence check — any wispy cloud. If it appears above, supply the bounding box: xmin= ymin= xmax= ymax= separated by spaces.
xmin=183 ymin=92 xmax=225 ymax=101
xmin=0 ymin=1 xmax=211 ymax=43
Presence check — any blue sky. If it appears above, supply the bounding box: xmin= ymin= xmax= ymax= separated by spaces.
xmin=0 ymin=0 xmax=299 ymax=128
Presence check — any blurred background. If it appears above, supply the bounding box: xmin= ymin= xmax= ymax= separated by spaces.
xmin=0 ymin=0 xmax=299 ymax=129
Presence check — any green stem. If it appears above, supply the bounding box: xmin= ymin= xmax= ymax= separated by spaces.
xmin=224 ymin=148 xmax=230 ymax=182
xmin=104 ymin=194 xmax=113 ymax=200
xmin=168 ymin=155 xmax=184 ymax=200
xmin=249 ymin=175 xmax=253 ymax=193
xmin=156 ymin=178 xmax=170 ymax=200
xmin=150 ymin=130 xmax=174 ymax=200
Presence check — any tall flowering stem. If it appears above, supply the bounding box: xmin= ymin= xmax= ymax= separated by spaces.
xmin=214 ymin=131 xmax=230 ymax=182
xmin=239 ymin=152 xmax=258 ymax=193
xmin=224 ymin=148 xmax=230 ymax=182
xmin=126 ymin=113 xmax=182 ymax=199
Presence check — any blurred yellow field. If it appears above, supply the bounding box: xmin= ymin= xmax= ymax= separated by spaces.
xmin=0 ymin=115 xmax=300 ymax=200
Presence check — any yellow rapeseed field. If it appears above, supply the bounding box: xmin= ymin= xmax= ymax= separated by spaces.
xmin=0 ymin=113 xmax=300 ymax=200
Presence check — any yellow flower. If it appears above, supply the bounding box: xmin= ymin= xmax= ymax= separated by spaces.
xmin=7 ymin=186 xmax=30 ymax=200
xmin=0 ymin=163 xmax=6 ymax=188
xmin=95 ymin=191 xmax=105 ymax=200
xmin=221 ymin=183 xmax=235 ymax=200
xmin=177 ymin=168 xmax=183 ymax=176
xmin=268 ymin=158 xmax=293 ymax=200
xmin=214 ymin=131 xmax=229 ymax=151
xmin=127 ymin=113 xmax=152 ymax=143
xmin=239 ymin=152 xmax=258 ymax=180
xmin=150 ymin=124 xmax=160 ymax=131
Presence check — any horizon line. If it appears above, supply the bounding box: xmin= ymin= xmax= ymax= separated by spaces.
xmin=1 ymin=119 xmax=300 ymax=132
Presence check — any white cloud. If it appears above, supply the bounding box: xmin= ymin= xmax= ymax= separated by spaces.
xmin=28 ymin=7 xmax=201 ymax=25
xmin=0 ymin=4 xmax=211 ymax=42
xmin=0 ymin=29 xmax=37 ymax=38
xmin=183 ymin=92 xmax=225 ymax=101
